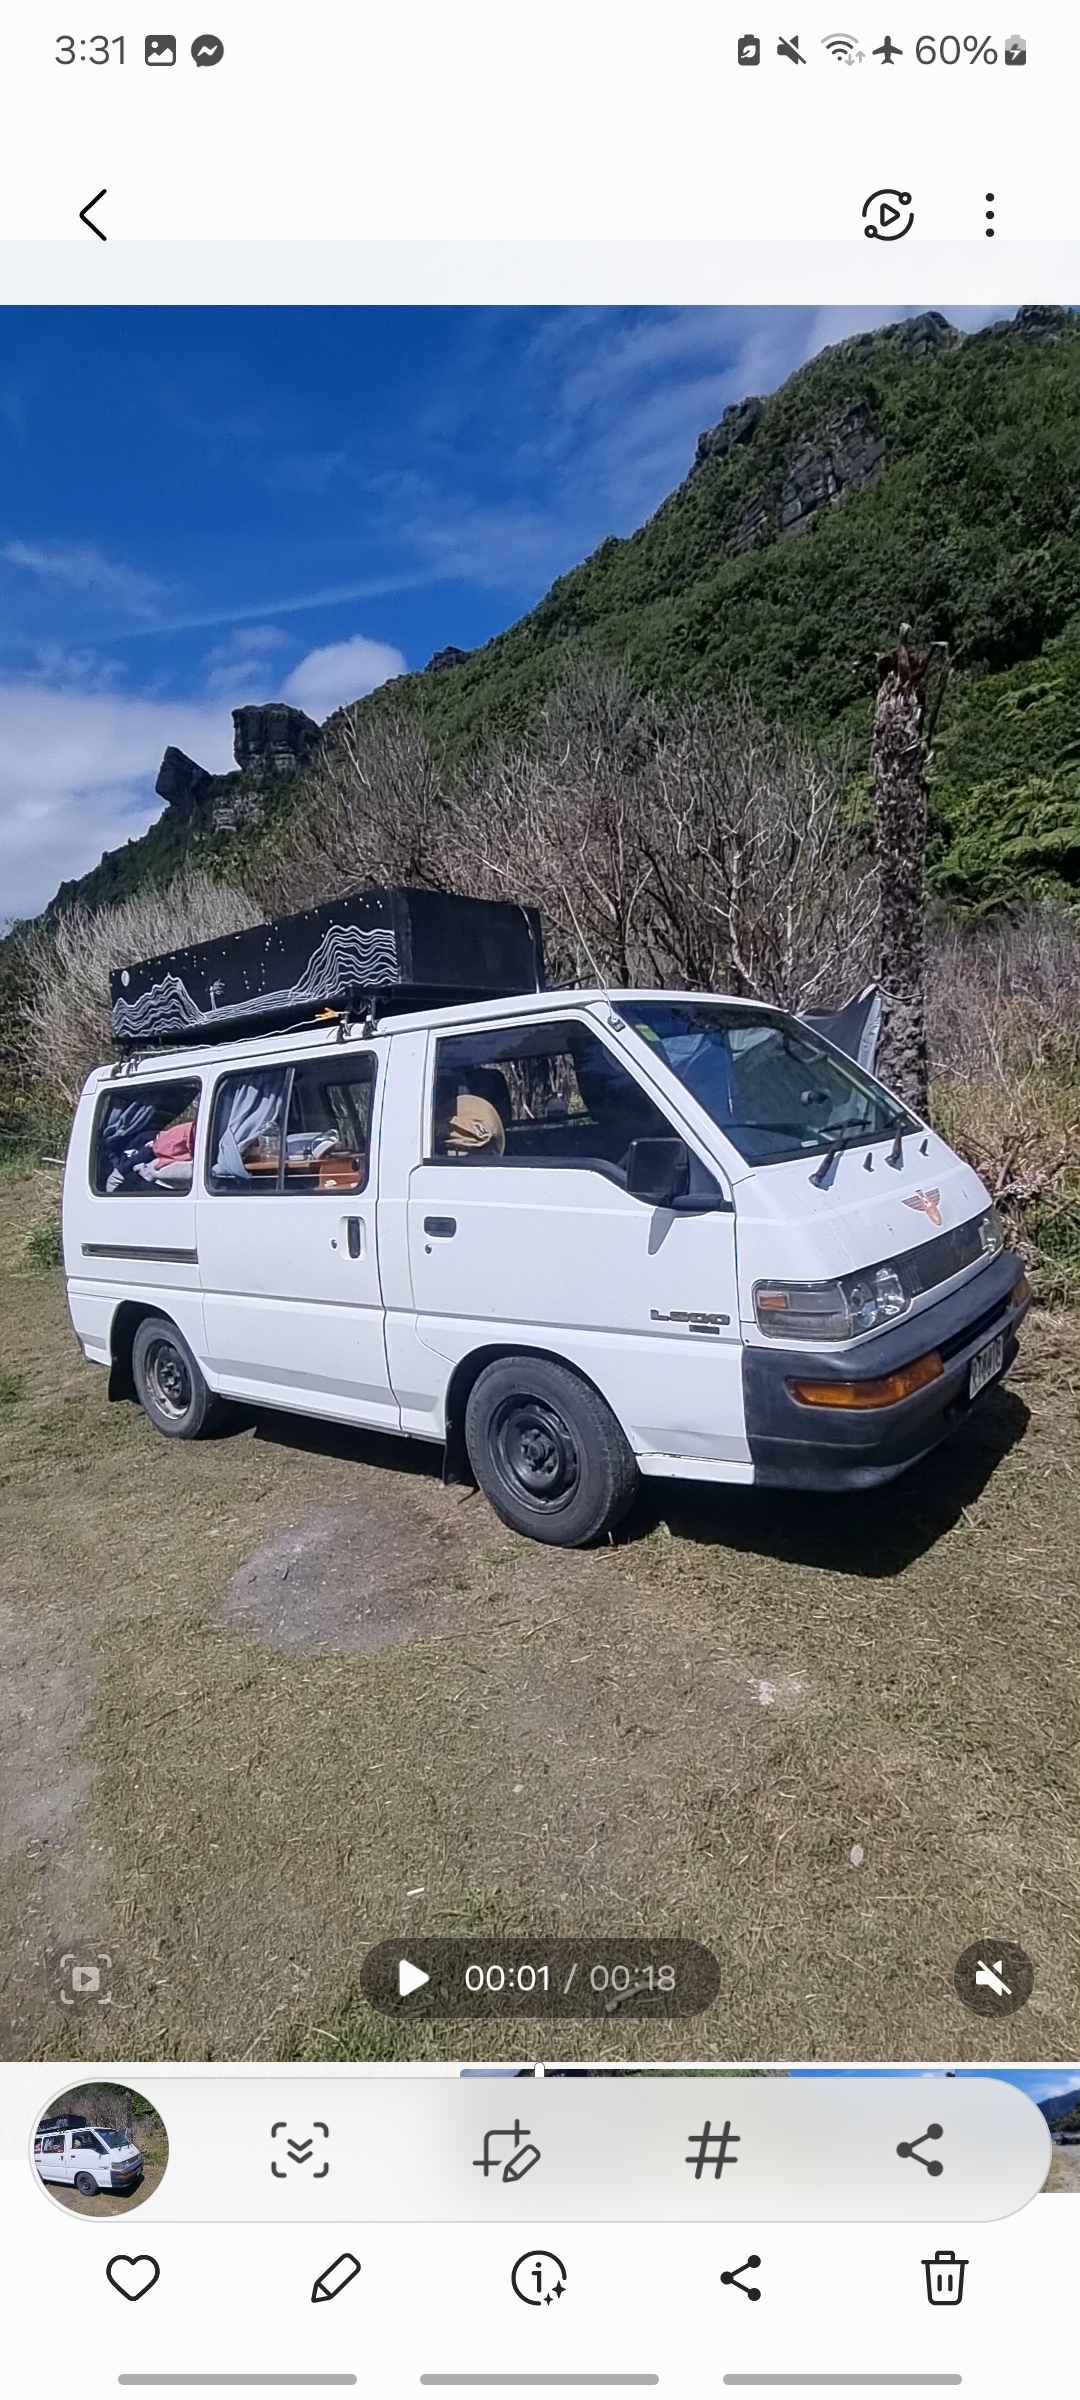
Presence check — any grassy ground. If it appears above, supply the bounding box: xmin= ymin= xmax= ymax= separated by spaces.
xmin=46 ymin=2139 xmax=168 ymax=2217
xmin=1 ymin=1167 xmax=1079 ymax=2065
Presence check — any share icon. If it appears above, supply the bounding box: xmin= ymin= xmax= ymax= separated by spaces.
xmin=897 ymin=2123 xmax=944 ymax=2176
xmin=721 ymin=2254 xmax=762 ymax=2301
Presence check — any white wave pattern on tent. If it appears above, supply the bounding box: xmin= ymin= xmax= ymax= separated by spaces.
xmin=111 ymin=922 xmax=401 ymax=1041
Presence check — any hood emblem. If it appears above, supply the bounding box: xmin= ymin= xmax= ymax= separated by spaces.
xmin=903 ymin=1188 xmax=942 ymax=1226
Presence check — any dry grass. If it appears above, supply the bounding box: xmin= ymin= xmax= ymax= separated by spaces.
xmin=15 ymin=869 xmax=259 ymax=1111
xmin=927 ymin=909 xmax=1080 ymax=1299
xmin=2 ymin=1173 xmax=1080 ymax=2066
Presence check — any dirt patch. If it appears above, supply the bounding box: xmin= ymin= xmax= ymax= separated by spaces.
xmin=1044 ymin=2145 xmax=1080 ymax=2193
xmin=221 ymin=1502 xmax=462 ymax=1654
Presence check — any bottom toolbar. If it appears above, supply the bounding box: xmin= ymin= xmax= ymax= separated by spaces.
xmin=0 ymin=2210 xmax=1071 ymax=2398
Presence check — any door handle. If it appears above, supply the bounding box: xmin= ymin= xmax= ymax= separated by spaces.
xmin=423 ymin=1215 xmax=457 ymax=1238
xmin=346 ymin=1217 xmax=363 ymax=1258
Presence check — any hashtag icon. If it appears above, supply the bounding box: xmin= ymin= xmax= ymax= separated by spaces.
xmin=686 ymin=2117 xmax=741 ymax=2178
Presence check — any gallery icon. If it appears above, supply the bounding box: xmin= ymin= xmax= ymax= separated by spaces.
xmin=737 ymin=34 xmax=761 ymax=64
xmin=144 ymin=35 xmax=177 ymax=65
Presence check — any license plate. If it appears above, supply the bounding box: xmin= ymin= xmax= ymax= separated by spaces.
xmin=969 ymin=1333 xmax=1004 ymax=1399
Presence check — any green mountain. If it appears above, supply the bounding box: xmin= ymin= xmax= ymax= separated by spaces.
xmin=49 ymin=305 xmax=1080 ymax=920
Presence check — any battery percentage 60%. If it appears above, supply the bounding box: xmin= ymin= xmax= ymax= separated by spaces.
xmin=916 ymin=35 xmax=1013 ymax=64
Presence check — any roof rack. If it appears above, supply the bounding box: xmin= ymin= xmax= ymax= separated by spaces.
xmin=109 ymin=887 xmax=545 ymax=1051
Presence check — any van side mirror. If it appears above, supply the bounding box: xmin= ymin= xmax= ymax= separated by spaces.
xmin=625 ymin=1137 xmax=690 ymax=1206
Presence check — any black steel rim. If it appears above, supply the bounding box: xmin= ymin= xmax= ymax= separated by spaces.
xmin=144 ymin=1336 xmax=192 ymax=1420
xmin=490 ymin=1393 xmax=580 ymax=1512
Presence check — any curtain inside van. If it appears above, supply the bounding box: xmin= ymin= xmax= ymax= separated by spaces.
xmin=212 ymin=1071 xmax=284 ymax=1183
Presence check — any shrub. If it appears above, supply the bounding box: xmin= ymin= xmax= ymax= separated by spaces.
xmin=17 ymin=870 xmax=260 ymax=1111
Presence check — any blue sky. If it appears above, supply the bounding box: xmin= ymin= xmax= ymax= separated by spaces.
xmin=792 ymin=2067 xmax=1080 ymax=2108
xmin=0 ymin=303 xmax=1012 ymax=921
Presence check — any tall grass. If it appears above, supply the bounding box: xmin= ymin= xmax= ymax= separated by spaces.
xmin=928 ymin=907 xmax=1080 ymax=1299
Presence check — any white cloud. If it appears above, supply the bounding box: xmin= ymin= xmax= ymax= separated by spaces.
xmin=0 ymin=686 xmax=234 ymax=925
xmin=2 ymin=539 xmax=166 ymax=620
xmin=0 ymin=630 xmax=407 ymax=921
xmin=278 ymin=633 xmax=406 ymax=719
xmin=203 ymin=622 xmax=291 ymax=700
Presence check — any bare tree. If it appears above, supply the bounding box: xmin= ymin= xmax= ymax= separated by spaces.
xmin=872 ymin=629 xmax=949 ymax=1113
xmin=448 ymin=666 xmax=876 ymax=1008
xmin=252 ymin=706 xmax=448 ymax=916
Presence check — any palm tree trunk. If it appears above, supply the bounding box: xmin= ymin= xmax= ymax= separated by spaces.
xmin=872 ymin=631 xmax=948 ymax=1115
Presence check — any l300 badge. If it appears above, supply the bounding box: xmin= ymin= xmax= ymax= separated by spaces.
xmin=650 ymin=1309 xmax=730 ymax=1330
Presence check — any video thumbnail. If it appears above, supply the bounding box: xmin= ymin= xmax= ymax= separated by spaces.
xmin=1 ymin=304 xmax=1078 ymax=2064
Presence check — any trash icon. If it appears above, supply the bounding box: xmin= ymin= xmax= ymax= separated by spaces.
xmin=923 ymin=2249 xmax=967 ymax=2306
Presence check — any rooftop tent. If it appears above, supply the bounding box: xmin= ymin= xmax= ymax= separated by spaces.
xmin=109 ymin=887 xmax=546 ymax=1049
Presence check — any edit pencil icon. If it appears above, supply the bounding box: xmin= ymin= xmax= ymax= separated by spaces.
xmin=311 ymin=2251 xmax=361 ymax=2304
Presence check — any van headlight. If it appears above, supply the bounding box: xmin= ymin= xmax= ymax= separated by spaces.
xmin=976 ymin=1204 xmax=1005 ymax=1256
xmin=754 ymin=1262 xmax=911 ymax=1341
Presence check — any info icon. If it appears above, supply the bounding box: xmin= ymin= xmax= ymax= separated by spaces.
xmin=737 ymin=34 xmax=761 ymax=65
xmin=953 ymin=1938 xmax=1034 ymax=2017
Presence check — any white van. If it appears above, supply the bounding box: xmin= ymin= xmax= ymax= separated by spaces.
xmin=34 ymin=2117 xmax=144 ymax=2197
xmin=63 ymin=986 xmax=1029 ymax=1547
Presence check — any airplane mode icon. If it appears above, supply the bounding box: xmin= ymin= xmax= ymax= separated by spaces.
xmin=874 ymin=34 xmax=903 ymax=62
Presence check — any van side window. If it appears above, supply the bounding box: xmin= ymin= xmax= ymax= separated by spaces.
xmin=430 ymin=1022 xmax=674 ymax=1178
xmin=207 ymin=1058 xmax=375 ymax=1193
xmin=207 ymin=1069 xmax=288 ymax=1190
xmin=283 ymin=1056 xmax=375 ymax=1193
xmin=93 ymin=1080 xmax=201 ymax=1196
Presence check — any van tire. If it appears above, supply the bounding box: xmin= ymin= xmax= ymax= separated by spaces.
xmin=74 ymin=2171 xmax=98 ymax=2197
xmin=464 ymin=1356 xmax=638 ymax=1547
xmin=131 ymin=1315 xmax=228 ymax=1441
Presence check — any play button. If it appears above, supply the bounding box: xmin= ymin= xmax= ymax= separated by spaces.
xmin=398 ymin=1957 xmax=430 ymax=1998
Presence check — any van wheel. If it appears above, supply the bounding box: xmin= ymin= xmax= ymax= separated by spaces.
xmin=464 ymin=1357 xmax=638 ymax=1547
xmin=74 ymin=2171 xmax=98 ymax=2197
xmin=131 ymin=1315 xmax=227 ymax=1441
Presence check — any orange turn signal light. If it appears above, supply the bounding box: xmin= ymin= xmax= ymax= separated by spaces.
xmin=1011 ymin=1274 xmax=1031 ymax=1306
xmin=787 ymin=1350 xmax=944 ymax=1409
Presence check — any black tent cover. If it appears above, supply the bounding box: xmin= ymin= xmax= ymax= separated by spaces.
xmin=109 ymin=887 xmax=545 ymax=1048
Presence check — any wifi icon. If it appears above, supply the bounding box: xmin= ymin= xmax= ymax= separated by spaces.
xmin=823 ymin=31 xmax=863 ymax=61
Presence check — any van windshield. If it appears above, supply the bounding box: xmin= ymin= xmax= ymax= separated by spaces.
xmin=628 ymin=1002 xmax=918 ymax=1166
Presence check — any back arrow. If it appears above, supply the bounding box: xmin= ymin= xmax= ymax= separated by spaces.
xmin=80 ymin=189 xmax=107 ymax=241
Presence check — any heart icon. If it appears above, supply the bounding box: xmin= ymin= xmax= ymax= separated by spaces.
xmin=106 ymin=2254 xmax=160 ymax=2301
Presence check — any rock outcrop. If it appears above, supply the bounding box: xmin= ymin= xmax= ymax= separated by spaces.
xmin=153 ymin=703 xmax=322 ymax=841
xmin=232 ymin=703 xmax=321 ymax=777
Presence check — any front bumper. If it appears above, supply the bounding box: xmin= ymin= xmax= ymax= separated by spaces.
xmin=743 ymin=1247 xmax=1029 ymax=1492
